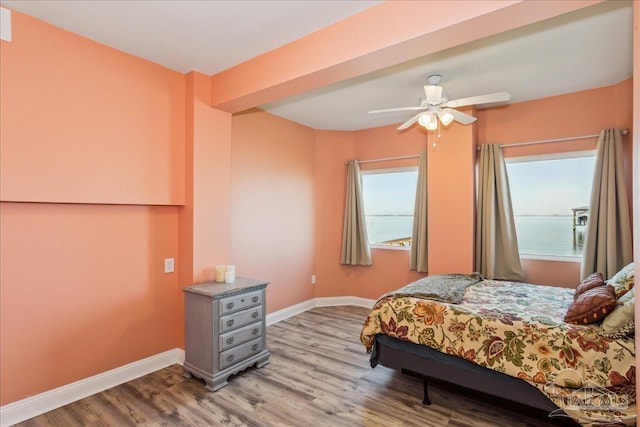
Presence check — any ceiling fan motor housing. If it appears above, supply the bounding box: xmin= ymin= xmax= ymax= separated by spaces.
xmin=426 ymin=74 xmax=442 ymax=85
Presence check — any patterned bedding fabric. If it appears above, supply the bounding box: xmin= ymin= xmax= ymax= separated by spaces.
xmin=360 ymin=279 xmax=636 ymax=425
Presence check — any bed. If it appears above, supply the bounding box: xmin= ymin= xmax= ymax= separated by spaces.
xmin=360 ymin=271 xmax=636 ymax=426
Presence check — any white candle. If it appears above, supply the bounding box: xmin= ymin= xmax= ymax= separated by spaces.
xmin=226 ymin=265 xmax=235 ymax=273
xmin=224 ymin=271 xmax=235 ymax=284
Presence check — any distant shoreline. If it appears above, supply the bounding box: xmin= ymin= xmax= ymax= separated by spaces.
xmin=514 ymin=214 xmax=573 ymax=217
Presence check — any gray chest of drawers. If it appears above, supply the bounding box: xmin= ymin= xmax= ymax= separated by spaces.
xmin=183 ymin=278 xmax=270 ymax=391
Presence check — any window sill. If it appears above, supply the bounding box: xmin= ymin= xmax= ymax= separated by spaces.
xmin=370 ymin=244 xmax=411 ymax=251
xmin=519 ymin=253 xmax=582 ymax=263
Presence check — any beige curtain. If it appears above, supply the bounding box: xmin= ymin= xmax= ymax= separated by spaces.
xmin=410 ymin=151 xmax=428 ymax=272
xmin=340 ymin=160 xmax=372 ymax=265
xmin=581 ymin=129 xmax=632 ymax=279
xmin=475 ymin=144 xmax=523 ymax=281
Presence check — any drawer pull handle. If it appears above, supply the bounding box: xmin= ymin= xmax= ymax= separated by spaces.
xmin=251 ymin=312 xmax=259 ymax=319
xmin=252 ymin=328 xmax=259 ymax=335
xmin=251 ymin=296 xmax=259 ymax=303
xmin=226 ymin=319 xmax=234 ymax=327
xmin=226 ymin=337 xmax=234 ymax=345
xmin=252 ymin=344 xmax=259 ymax=351
xmin=226 ymin=302 xmax=234 ymax=310
xmin=227 ymin=355 xmax=235 ymax=362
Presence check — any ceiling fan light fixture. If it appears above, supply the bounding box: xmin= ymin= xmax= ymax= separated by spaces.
xmin=438 ymin=111 xmax=455 ymax=126
xmin=420 ymin=113 xmax=438 ymax=130
xmin=417 ymin=112 xmax=432 ymax=127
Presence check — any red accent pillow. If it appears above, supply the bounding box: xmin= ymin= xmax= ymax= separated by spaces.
xmin=574 ymin=272 xmax=605 ymax=301
xmin=564 ymin=284 xmax=617 ymax=325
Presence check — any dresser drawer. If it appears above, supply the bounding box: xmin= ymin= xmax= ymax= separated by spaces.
xmin=219 ymin=290 xmax=262 ymax=315
xmin=219 ymin=322 xmax=262 ymax=351
xmin=219 ymin=337 xmax=262 ymax=370
xmin=219 ymin=306 xmax=263 ymax=334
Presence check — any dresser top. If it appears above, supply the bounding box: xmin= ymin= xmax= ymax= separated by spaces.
xmin=183 ymin=277 xmax=269 ymax=298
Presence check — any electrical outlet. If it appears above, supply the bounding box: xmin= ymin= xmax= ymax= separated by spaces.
xmin=311 ymin=275 xmax=316 ymax=284
xmin=164 ymin=258 xmax=175 ymax=273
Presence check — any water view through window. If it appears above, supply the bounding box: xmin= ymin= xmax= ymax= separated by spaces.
xmin=506 ymin=154 xmax=596 ymax=257
xmin=362 ymin=169 xmax=418 ymax=246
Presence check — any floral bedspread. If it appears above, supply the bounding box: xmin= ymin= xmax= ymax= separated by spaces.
xmin=360 ymin=280 xmax=636 ymax=425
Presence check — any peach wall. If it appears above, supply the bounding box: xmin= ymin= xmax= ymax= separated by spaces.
xmin=477 ymin=81 xmax=634 ymax=287
xmin=314 ymin=130 xmax=356 ymax=297
xmin=180 ymin=72 xmax=232 ymax=288
xmin=0 ymin=10 xmax=184 ymax=406
xmin=477 ymin=85 xmax=621 ymax=148
xmin=520 ymin=259 xmax=581 ymax=289
xmin=426 ymin=113 xmax=476 ymax=275
xmin=177 ymin=73 xmax=233 ymax=349
xmin=231 ymin=110 xmax=316 ymax=313
xmin=614 ymin=78 xmax=635 ymax=218
xmin=0 ymin=203 xmax=180 ymax=405
xmin=314 ymin=125 xmax=427 ymax=301
xmin=355 ymin=125 xmax=428 ymax=172
xmin=0 ymin=10 xmax=185 ymax=205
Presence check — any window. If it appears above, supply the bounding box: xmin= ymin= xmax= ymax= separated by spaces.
xmin=505 ymin=152 xmax=596 ymax=259
xmin=361 ymin=168 xmax=418 ymax=248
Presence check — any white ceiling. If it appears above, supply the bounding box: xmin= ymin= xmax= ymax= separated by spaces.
xmin=2 ymin=1 xmax=633 ymax=131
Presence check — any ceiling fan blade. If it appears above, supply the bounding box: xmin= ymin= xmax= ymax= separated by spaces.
xmin=397 ymin=112 xmax=423 ymax=130
xmin=445 ymin=91 xmax=511 ymax=108
xmin=369 ymin=106 xmax=425 ymax=114
xmin=443 ymin=108 xmax=476 ymax=125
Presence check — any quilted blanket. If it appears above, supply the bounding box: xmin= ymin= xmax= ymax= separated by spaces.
xmin=381 ymin=273 xmax=484 ymax=304
xmin=360 ymin=279 xmax=636 ymax=425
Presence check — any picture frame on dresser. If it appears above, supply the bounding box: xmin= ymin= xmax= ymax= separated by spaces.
xmin=183 ymin=277 xmax=270 ymax=391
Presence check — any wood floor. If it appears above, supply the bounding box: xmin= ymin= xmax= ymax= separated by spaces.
xmin=17 ymin=306 xmax=568 ymax=426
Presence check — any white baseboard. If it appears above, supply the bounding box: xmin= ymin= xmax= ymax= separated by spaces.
xmin=0 ymin=348 xmax=184 ymax=427
xmin=265 ymin=296 xmax=375 ymax=326
xmin=315 ymin=296 xmax=376 ymax=308
xmin=265 ymin=299 xmax=315 ymax=326
xmin=1 ymin=297 xmax=372 ymax=426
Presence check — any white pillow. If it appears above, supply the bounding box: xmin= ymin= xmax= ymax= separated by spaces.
xmin=601 ymin=288 xmax=634 ymax=335
xmin=607 ymin=262 xmax=635 ymax=299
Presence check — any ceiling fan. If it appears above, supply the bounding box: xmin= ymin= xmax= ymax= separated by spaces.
xmin=369 ymin=75 xmax=511 ymax=131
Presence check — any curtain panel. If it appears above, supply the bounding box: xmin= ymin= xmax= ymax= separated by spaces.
xmin=340 ymin=160 xmax=372 ymax=266
xmin=475 ymin=144 xmax=523 ymax=281
xmin=410 ymin=151 xmax=428 ymax=272
xmin=581 ymin=128 xmax=633 ymax=279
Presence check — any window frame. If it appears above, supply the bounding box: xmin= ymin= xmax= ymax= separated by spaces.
xmin=504 ymin=149 xmax=596 ymax=261
xmin=361 ymin=166 xmax=419 ymax=251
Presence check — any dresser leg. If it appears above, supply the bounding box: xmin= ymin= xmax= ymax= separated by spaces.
xmin=210 ymin=376 xmax=229 ymax=392
xmin=204 ymin=379 xmax=217 ymax=392
xmin=183 ymin=369 xmax=193 ymax=379
xmin=255 ymin=351 xmax=271 ymax=369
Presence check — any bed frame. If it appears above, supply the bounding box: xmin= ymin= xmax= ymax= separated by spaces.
xmin=371 ymin=335 xmax=579 ymax=425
